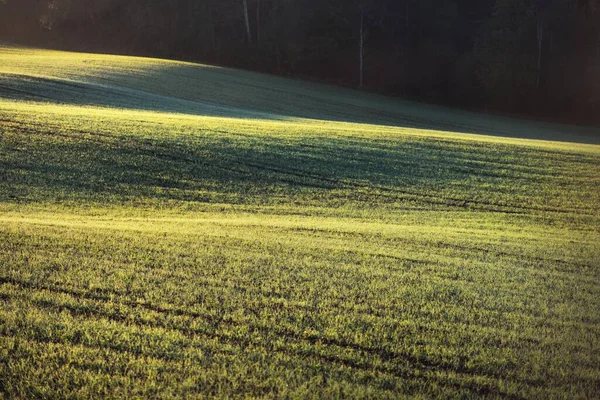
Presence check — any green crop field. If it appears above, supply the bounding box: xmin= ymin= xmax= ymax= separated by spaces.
xmin=0 ymin=46 xmax=599 ymax=399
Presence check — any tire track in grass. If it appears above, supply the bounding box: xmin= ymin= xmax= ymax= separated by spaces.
xmin=0 ymin=335 xmax=466 ymax=400
xmin=3 ymin=275 xmax=596 ymax=380
xmin=238 ymin=160 xmax=592 ymax=215
xmin=4 ymin=223 xmax=599 ymax=331
xmin=268 ymin=138 xmax=583 ymax=184
xmin=9 ymin=229 xmax=591 ymax=326
xmin=278 ymin=226 xmax=598 ymax=273
xmin=3 ymin=266 xmax=593 ymax=336
xmin=0 ymin=335 xmax=196 ymax=382
xmin=3 ymin=225 xmax=599 ymax=327
xmin=4 ymin=119 xmax=596 ymax=215
xmin=0 ymin=290 xmax=531 ymax=399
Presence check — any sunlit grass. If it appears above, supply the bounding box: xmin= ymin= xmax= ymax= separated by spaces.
xmin=0 ymin=46 xmax=599 ymax=398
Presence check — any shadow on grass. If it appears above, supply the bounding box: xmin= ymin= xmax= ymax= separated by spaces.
xmin=2 ymin=122 xmax=598 ymax=214
xmin=1 ymin=63 xmax=598 ymax=144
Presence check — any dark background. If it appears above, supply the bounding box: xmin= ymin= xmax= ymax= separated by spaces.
xmin=1 ymin=0 xmax=599 ymax=125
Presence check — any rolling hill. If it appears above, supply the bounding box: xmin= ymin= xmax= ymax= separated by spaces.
xmin=1 ymin=46 xmax=599 ymax=399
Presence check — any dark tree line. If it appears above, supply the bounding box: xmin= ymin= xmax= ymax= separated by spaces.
xmin=1 ymin=0 xmax=599 ymax=124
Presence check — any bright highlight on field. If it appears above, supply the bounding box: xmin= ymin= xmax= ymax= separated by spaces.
xmin=1 ymin=46 xmax=599 ymax=398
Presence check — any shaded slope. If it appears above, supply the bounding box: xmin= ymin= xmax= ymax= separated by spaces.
xmin=2 ymin=101 xmax=599 ymax=217
xmin=1 ymin=46 xmax=598 ymax=142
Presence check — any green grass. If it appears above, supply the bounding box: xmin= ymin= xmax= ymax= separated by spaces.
xmin=0 ymin=46 xmax=599 ymax=399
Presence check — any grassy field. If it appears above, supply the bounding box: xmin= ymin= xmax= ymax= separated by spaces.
xmin=1 ymin=46 xmax=599 ymax=398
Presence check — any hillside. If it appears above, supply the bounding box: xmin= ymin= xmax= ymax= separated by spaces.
xmin=1 ymin=46 xmax=599 ymax=399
